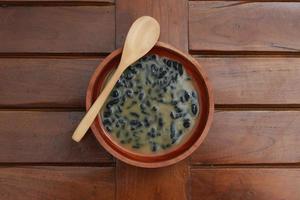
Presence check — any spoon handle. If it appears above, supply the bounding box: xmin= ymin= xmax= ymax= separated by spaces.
xmin=72 ymin=68 xmax=123 ymax=142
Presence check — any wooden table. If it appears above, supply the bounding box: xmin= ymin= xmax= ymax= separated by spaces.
xmin=1 ymin=0 xmax=300 ymax=199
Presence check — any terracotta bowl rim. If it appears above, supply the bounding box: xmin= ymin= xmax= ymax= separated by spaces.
xmin=86 ymin=41 xmax=214 ymax=168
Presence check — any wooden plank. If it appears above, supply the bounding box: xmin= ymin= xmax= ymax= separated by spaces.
xmin=191 ymin=168 xmax=300 ymax=200
xmin=116 ymin=161 xmax=189 ymax=200
xmin=192 ymin=111 xmax=300 ymax=164
xmin=0 ymin=111 xmax=112 ymax=163
xmin=116 ymin=1 xmax=189 ymax=200
xmin=0 ymin=6 xmax=114 ymax=53
xmin=189 ymin=1 xmax=300 ymax=52
xmin=2 ymin=57 xmax=300 ymax=107
xmin=0 ymin=58 xmax=100 ymax=108
xmin=0 ymin=166 xmax=114 ymax=200
xmin=198 ymin=57 xmax=300 ymax=105
xmin=116 ymin=0 xmax=188 ymax=52
xmin=1 ymin=0 xmax=114 ymax=2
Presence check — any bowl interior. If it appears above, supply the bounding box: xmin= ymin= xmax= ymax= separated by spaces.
xmin=87 ymin=43 xmax=213 ymax=167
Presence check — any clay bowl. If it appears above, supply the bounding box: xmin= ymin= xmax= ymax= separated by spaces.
xmin=86 ymin=42 xmax=214 ymax=168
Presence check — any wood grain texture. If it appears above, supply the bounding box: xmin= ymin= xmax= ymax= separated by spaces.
xmin=116 ymin=0 xmax=189 ymax=199
xmin=189 ymin=1 xmax=300 ymax=52
xmin=1 ymin=0 xmax=114 ymax=2
xmin=192 ymin=111 xmax=300 ymax=164
xmin=2 ymin=57 xmax=300 ymax=107
xmin=198 ymin=57 xmax=300 ymax=105
xmin=191 ymin=168 xmax=300 ymax=200
xmin=116 ymin=0 xmax=188 ymax=52
xmin=0 ymin=59 xmax=100 ymax=108
xmin=0 ymin=166 xmax=114 ymax=200
xmin=0 ymin=111 xmax=112 ymax=163
xmin=0 ymin=6 xmax=114 ymax=53
xmin=116 ymin=160 xmax=189 ymax=200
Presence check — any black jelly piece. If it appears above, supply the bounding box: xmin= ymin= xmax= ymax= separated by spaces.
xmin=151 ymin=143 xmax=157 ymax=152
xmin=158 ymin=117 xmax=163 ymax=128
xmin=125 ymin=89 xmax=133 ymax=98
xmin=166 ymin=60 xmax=172 ymax=67
xmin=191 ymin=91 xmax=197 ymax=98
xmin=147 ymin=131 xmax=156 ymax=138
xmin=175 ymin=106 xmax=183 ymax=113
xmin=130 ymin=120 xmax=143 ymax=127
xmin=111 ymin=90 xmax=119 ymax=98
xmin=116 ymin=80 xmax=123 ymax=88
xmin=171 ymin=100 xmax=178 ymax=105
xmin=103 ymin=118 xmax=112 ymax=125
xmin=180 ymin=96 xmax=185 ymax=103
xmin=171 ymin=138 xmax=177 ymax=144
xmin=177 ymin=63 xmax=183 ymax=76
xmin=172 ymin=61 xmax=178 ymax=70
xmin=184 ymin=91 xmax=190 ymax=101
xmin=158 ymin=70 xmax=167 ymax=79
xmin=151 ymin=64 xmax=158 ymax=73
xmin=117 ymin=105 xmax=122 ymax=113
xmin=135 ymin=63 xmax=142 ymax=68
xmin=151 ymin=54 xmax=157 ymax=60
xmin=140 ymin=103 xmax=146 ymax=110
xmin=106 ymin=98 xmax=119 ymax=109
xmin=183 ymin=118 xmax=191 ymax=128
xmin=191 ymin=104 xmax=198 ymax=115
xmin=105 ymin=126 xmax=112 ymax=132
xmin=130 ymin=112 xmax=140 ymax=118
xmin=146 ymin=77 xmax=152 ymax=85
xmin=103 ymin=110 xmax=111 ymax=118
xmin=129 ymin=66 xmax=137 ymax=74
xmin=138 ymin=92 xmax=144 ymax=101
xmin=143 ymin=118 xmax=150 ymax=127
xmin=170 ymin=111 xmax=183 ymax=119
xmin=178 ymin=130 xmax=183 ymax=136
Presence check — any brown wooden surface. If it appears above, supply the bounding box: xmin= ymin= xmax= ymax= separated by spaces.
xmin=192 ymin=111 xmax=300 ymax=164
xmin=1 ymin=0 xmax=114 ymax=2
xmin=0 ymin=166 xmax=115 ymax=200
xmin=198 ymin=57 xmax=300 ymax=105
xmin=116 ymin=160 xmax=189 ymax=200
xmin=0 ymin=111 xmax=112 ymax=163
xmin=0 ymin=6 xmax=115 ymax=53
xmin=3 ymin=57 xmax=300 ymax=108
xmin=189 ymin=1 xmax=300 ymax=52
xmin=116 ymin=0 xmax=188 ymax=52
xmin=1 ymin=0 xmax=300 ymax=199
xmin=0 ymin=59 xmax=100 ymax=108
xmin=191 ymin=168 xmax=300 ymax=200
xmin=116 ymin=0 xmax=190 ymax=200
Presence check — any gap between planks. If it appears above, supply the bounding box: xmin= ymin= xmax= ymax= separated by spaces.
xmin=0 ymin=53 xmax=109 ymax=59
xmin=190 ymin=50 xmax=300 ymax=57
xmin=190 ymin=163 xmax=300 ymax=169
xmin=0 ymin=162 xmax=115 ymax=167
xmin=189 ymin=0 xmax=300 ymax=2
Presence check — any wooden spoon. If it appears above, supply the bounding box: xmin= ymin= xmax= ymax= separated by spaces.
xmin=72 ymin=16 xmax=160 ymax=142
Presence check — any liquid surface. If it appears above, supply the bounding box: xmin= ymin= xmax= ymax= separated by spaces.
xmin=100 ymin=55 xmax=199 ymax=154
